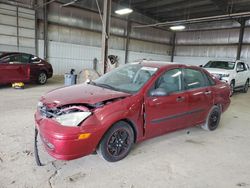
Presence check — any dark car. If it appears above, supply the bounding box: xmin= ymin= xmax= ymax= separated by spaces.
xmin=0 ymin=52 xmax=53 ymax=85
xmin=35 ymin=61 xmax=230 ymax=163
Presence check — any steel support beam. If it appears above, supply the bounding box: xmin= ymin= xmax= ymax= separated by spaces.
xmin=124 ymin=20 xmax=131 ymax=64
xmin=101 ymin=0 xmax=111 ymax=74
xmin=237 ymin=19 xmax=246 ymax=60
xmin=171 ymin=32 xmax=176 ymax=62
xmin=44 ymin=0 xmax=48 ymax=60
xmin=16 ymin=6 xmax=19 ymax=51
xmin=34 ymin=0 xmax=38 ymax=56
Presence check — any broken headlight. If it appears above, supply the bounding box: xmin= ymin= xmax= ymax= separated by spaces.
xmin=54 ymin=111 xmax=91 ymax=127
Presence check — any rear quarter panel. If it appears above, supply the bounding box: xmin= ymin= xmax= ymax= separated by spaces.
xmin=212 ymin=81 xmax=231 ymax=112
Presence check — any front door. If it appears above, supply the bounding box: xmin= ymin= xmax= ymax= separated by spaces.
xmin=0 ymin=54 xmax=29 ymax=83
xmin=144 ymin=68 xmax=189 ymax=138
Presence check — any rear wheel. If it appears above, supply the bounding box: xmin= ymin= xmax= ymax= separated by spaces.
xmin=201 ymin=106 xmax=221 ymax=131
xmin=242 ymin=80 xmax=249 ymax=93
xmin=37 ymin=72 xmax=47 ymax=85
xmin=97 ymin=121 xmax=134 ymax=162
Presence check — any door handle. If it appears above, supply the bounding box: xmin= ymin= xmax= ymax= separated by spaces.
xmin=204 ymin=91 xmax=212 ymax=95
xmin=176 ymin=96 xmax=185 ymax=102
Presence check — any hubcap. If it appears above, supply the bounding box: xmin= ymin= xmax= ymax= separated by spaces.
xmin=209 ymin=111 xmax=219 ymax=129
xmin=107 ymin=129 xmax=130 ymax=157
xmin=39 ymin=73 xmax=46 ymax=84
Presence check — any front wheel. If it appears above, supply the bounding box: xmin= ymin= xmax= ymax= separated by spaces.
xmin=242 ymin=80 xmax=249 ymax=93
xmin=229 ymin=81 xmax=235 ymax=96
xmin=37 ymin=72 xmax=47 ymax=85
xmin=201 ymin=106 xmax=221 ymax=131
xmin=97 ymin=121 xmax=134 ymax=162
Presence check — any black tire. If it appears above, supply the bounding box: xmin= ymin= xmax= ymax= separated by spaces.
xmin=201 ymin=106 xmax=221 ymax=131
xmin=242 ymin=80 xmax=249 ymax=93
xmin=37 ymin=72 xmax=47 ymax=85
xmin=230 ymin=81 xmax=235 ymax=96
xmin=97 ymin=121 xmax=134 ymax=162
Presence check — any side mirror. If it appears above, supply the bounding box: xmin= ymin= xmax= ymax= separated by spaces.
xmin=31 ymin=57 xmax=41 ymax=63
xmin=199 ymin=65 xmax=203 ymax=67
xmin=150 ymin=88 xmax=168 ymax=97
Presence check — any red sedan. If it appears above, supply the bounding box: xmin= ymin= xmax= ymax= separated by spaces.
xmin=0 ymin=52 xmax=53 ymax=85
xmin=35 ymin=61 xmax=230 ymax=162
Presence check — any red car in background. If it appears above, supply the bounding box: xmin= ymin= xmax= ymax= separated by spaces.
xmin=35 ymin=61 xmax=230 ymax=163
xmin=0 ymin=52 xmax=53 ymax=85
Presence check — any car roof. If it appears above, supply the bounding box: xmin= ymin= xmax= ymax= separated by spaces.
xmin=0 ymin=52 xmax=31 ymax=58
xmin=133 ymin=60 xmax=200 ymax=70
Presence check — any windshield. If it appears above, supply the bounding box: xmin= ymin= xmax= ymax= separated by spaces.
xmin=93 ymin=63 xmax=158 ymax=93
xmin=204 ymin=61 xmax=235 ymax=70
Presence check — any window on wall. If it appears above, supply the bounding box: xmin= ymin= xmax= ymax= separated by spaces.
xmin=155 ymin=68 xmax=182 ymax=94
xmin=184 ymin=68 xmax=207 ymax=90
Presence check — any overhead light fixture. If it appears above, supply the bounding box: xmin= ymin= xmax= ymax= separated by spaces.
xmin=170 ymin=25 xmax=185 ymax=31
xmin=115 ymin=8 xmax=133 ymax=15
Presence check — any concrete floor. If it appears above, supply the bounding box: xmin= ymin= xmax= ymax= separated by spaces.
xmin=0 ymin=77 xmax=250 ymax=188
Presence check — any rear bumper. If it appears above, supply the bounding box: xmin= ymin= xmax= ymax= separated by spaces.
xmin=34 ymin=111 xmax=101 ymax=160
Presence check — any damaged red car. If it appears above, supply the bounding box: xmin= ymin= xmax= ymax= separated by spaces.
xmin=0 ymin=52 xmax=53 ymax=85
xmin=35 ymin=61 xmax=231 ymax=163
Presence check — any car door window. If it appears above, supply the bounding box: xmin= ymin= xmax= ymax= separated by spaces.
xmin=184 ymin=68 xmax=207 ymax=90
xmin=20 ymin=54 xmax=31 ymax=63
xmin=236 ymin=62 xmax=246 ymax=72
xmin=154 ymin=69 xmax=182 ymax=94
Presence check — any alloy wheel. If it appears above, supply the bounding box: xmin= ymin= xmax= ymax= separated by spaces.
xmin=107 ymin=129 xmax=130 ymax=157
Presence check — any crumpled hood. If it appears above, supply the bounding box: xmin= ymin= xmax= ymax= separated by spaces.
xmin=40 ymin=84 xmax=131 ymax=108
xmin=204 ymin=68 xmax=234 ymax=75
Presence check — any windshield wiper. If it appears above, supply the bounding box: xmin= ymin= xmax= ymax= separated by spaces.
xmin=93 ymin=82 xmax=118 ymax=91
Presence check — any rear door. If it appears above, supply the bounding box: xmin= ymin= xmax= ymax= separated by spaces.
xmin=144 ymin=68 xmax=189 ymax=138
xmin=183 ymin=68 xmax=214 ymax=127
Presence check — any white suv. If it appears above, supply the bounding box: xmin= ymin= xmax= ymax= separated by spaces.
xmin=203 ymin=60 xmax=249 ymax=94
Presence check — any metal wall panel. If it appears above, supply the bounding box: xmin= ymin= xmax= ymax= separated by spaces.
xmin=19 ymin=37 xmax=35 ymax=47
xmin=128 ymin=51 xmax=171 ymax=63
xmin=19 ymin=27 xmax=35 ymax=38
xmin=129 ymin=39 xmax=171 ymax=55
xmin=38 ymin=40 xmax=171 ymax=75
xmin=174 ymin=56 xmax=234 ymax=66
xmin=18 ymin=17 xmax=35 ymax=29
xmin=243 ymin=28 xmax=250 ymax=43
xmin=0 ymin=35 xmax=17 ymax=45
xmin=131 ymin=23 xmax=171 ymax=44
xmin=176 ymin=29 xmax=239 ymax=45
xmin=0 ymin=14 xmax=17 ymax=26
xmin=47 ymin=24 xmax=102 ymax=47
xmin=45 ymin=2 xmax=171 ymax=44
xmin=241 ymin=46 xmax=250 ymax=60
xmin=175 ymin=45 xmax=237 ymax=58
xmin=0 ymin=25 xmax=16 ymax=35
xmin=0 ymin=3 xmax=35 ymax=54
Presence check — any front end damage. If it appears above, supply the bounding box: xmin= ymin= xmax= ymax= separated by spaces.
xmin=34 ymin=97 xmax=126 ymax=166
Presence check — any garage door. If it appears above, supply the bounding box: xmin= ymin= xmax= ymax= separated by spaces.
xmin=0 ymin=3 xmax=35 ymax=54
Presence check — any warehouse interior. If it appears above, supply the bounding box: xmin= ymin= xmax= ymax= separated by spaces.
xmin=1 ymin=0 xmax=250 ymax=187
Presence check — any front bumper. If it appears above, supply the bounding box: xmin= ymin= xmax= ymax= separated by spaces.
xmin=34 ymin=111 xmax=102 ymax=160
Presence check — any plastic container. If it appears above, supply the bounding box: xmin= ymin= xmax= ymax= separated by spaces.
xmin=64 ymin=69 xmax=77 ymax=86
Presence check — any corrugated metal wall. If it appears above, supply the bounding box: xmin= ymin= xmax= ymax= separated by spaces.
xmin=36 ymin=2 xmax=171 ymax=75
xmin=0 ymin=3 xmax=35 ymax=54
xmin=175 ymin=25 xmax=250 ymax=65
